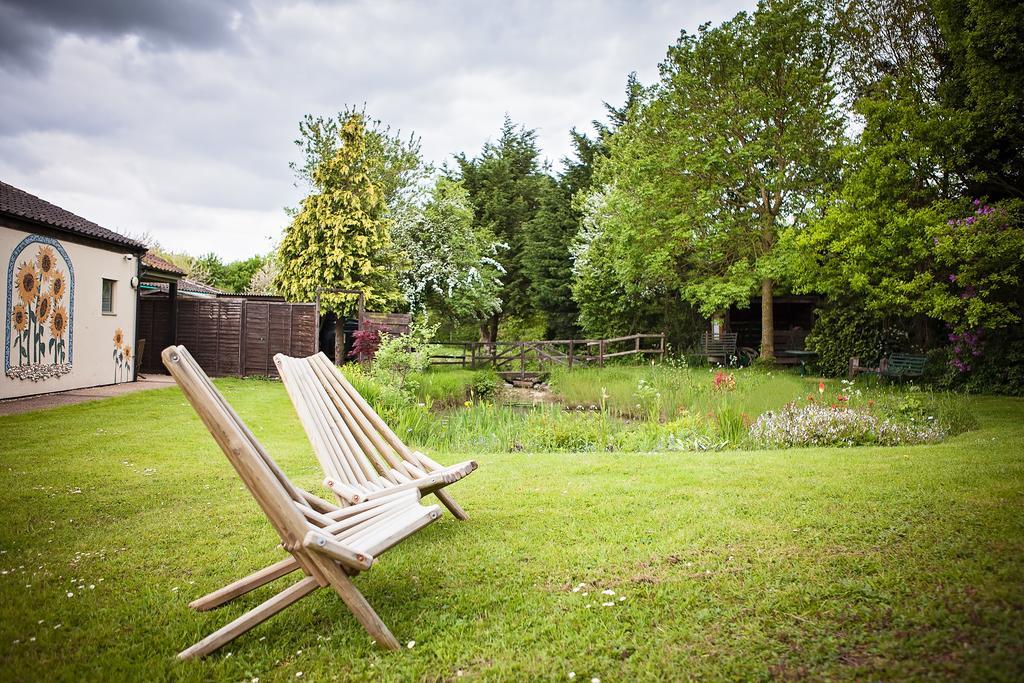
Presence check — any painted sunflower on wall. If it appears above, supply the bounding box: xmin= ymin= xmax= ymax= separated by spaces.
xmin=50 ymin=305 xmax=68 ymax=339
xmin=36 ymin=294 xmax=52 ymax=325
xmin=12 ymin=304 xmax=28 ymax=333
xmin=112 ymin=327 xmax=131 ymax=381
xmin=16 ymin=261 xmax=39 ymax=305
xmin=50 ymin=270 xmax=66 ymax=301
xmin=36 ymin=245 xmax=57 ymax=282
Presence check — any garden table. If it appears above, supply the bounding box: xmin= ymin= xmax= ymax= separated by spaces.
xmin=783 ymin=349 xmax=818 ymax=376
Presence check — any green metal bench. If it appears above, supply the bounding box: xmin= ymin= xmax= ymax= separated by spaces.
xmin=849 ymin=353 xmax=927 ymax=380
xmin=882 ymin=353 xmax=927 ymax=379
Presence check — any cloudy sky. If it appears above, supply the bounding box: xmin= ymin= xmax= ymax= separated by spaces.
xmin=0 ymin=0 xmax=753 ymax=260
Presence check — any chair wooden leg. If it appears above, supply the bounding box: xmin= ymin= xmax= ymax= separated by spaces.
xmin=178 ymin=576 xmax=320 ymax=660
xmin=189 ymin=557 xmax=301 ymax=611
xmin=315 ymin=558 xmax=401 ymax=650
xmin=433 ymin=489 xmax=469 ymax=521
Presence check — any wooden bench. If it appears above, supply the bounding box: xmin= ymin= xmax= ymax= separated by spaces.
xmin=699 ymin=332 xmax=738 ymax=363
xmin=849 ymin=353 xmax=927 ymax=380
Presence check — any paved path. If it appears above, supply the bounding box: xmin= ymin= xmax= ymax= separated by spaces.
xmin=0 ymin=375 xmax=178 ymax=417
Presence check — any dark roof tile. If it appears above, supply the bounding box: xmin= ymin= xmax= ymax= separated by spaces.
xmin=141 ymin=251 xmax=186 ymax=275
xmin=0 ymin=180 xmax=147 ymax=250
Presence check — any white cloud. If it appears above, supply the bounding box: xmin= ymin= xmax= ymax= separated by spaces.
xmin=0 ymin=0 xmax=753 ymax=260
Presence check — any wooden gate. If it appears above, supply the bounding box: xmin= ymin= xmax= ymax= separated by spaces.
xmin=138 ymin=298 xmax=317 ymax=377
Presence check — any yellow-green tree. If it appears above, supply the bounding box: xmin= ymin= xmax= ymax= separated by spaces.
xmin=275 ymin=113 xmax=401 ymax=358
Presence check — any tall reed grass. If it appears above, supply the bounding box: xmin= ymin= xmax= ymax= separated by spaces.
xmin=340 ymin=363 xmax=973 ymax=454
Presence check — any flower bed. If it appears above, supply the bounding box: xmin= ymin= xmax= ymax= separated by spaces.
xmin=749 ymin=403 xmax=946 ymax=448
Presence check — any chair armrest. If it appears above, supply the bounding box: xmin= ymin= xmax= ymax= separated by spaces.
xmin=303 ymin=530 xmax=374 ymax=571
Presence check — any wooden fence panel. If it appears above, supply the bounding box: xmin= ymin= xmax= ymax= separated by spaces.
xmin=177 ymin=301 xmax=204 ymax=368
xmin=426 ymin=333 xmax=666 ymax=379
xmin=289 ymin=304 xmax=318 ymax=358
xmin=361 ymin=312 xmax=411 ymax=337
xmin=216 ymin=300 xmax=243 ymax=376
xmin=243 ymin=301 xmax=270 ymax=377
xmin=138 ymin=297 xmax=316 ymax=377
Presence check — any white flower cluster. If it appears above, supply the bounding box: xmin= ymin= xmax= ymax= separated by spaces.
xmin=749 ymin=403 xmax=945 ymax=448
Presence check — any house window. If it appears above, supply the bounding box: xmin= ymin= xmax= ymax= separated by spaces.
xmin=102 ymin=278 xmax=116 ymax=314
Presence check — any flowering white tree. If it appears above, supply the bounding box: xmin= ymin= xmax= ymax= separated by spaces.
xmin=247 ymin=254 xmax=279 ymax=295
xmin=392 ymin=177 xmax=505 ymax=326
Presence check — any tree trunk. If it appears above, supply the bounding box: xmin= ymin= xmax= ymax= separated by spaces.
xmin=760 ymin=278 xmax=775 ymax=361
xmin=488 ymin=315 xmax=499 ymax=344
xmin=334 ymin=317 xmax=345 ymax=365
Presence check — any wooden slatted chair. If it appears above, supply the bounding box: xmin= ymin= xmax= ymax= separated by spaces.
xmin=274 ymin=352 xmax=478 ymax=519
xmin=162 ymin=345 xmax=443 ymax=659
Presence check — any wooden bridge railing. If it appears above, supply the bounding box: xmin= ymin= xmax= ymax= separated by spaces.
xmin=428 ymin=333 xmax=666 ymax=376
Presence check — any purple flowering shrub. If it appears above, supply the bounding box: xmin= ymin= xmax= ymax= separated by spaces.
xmin=946 ymin=328 xmax=982 ymax=374
xmin=930 ymin=199 xmax=1024 ymax=372
xmin=750 ymin=403 xmax=945 ymax=448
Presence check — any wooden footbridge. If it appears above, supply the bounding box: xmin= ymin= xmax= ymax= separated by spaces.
xmin=429 ymin=333 xmax=666 ymax=382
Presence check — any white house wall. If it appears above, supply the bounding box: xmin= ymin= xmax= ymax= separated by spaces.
xmin=1 ymin=224 xmax=138 ymax=400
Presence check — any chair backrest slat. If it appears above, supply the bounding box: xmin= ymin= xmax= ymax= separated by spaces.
xmin=276 ymin=355 xmax=352 ymax=484
xmin=298 ymin=357 xmax=385 ymax=482
xmin=277 ymin=352 xmax=416 ymax=487
xmin=310 ymin=353 xmax=416 ymax=465
xmin=304 ymin=355 xmax=402 ymax=477
xmin=277 ymin=354 xmax=384 ymax=485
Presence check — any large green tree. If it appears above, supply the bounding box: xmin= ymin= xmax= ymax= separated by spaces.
xmin=522 ymin=175 xmax=579 ymax=338
xmin=790 ymin=0 xmax=1024 ymax=345
xmin=934 ymin=0 xmax=1024 ymax=199
xmin=292 ymin=107 xmax=428 ymax=213
xmin=579 ymin=0 xmax=844 ymax=359
xmin=454 ymin=116 xmax=546 ymax=341
xmin=275 ymin=113 xmax=402 ymax=361
xmin=193 ymin=253 xmax=269 ymax=293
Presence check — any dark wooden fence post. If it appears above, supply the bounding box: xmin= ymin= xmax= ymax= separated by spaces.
xmin=568 ymin=340 xmax=575 ymax=369
xmin=599 ymin=339 xmax=605 ymax=367
xmin=167 ymin=281 xmax=178 ymax=347
xmin=239 ymin=299 xmax=248 ymax=377
xmin=314 ymin=289 xmax=321 ymax=354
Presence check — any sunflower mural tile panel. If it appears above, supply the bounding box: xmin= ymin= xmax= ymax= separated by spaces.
xmin=6 ymin=235 xmax=75 ymax=381
xmin=112 ymin=325 xmax=132 ymax=383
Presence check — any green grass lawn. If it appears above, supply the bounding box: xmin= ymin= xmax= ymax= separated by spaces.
xmin=1 ymin=380 xmax=1022 ymax=681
